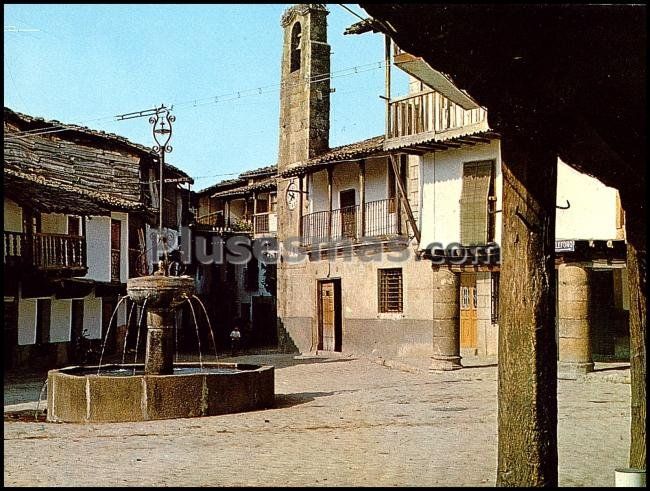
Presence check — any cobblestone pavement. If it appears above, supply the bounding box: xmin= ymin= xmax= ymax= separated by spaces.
xmin=4 ymin=354 xmax=630 ymax=487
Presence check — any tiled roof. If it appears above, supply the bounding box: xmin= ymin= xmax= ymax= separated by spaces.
xmin=194 ymin=177 xmax=247 ymax=197
xmin=239 ymin=164 xmax=277 ymax=179
xmin=4 ymin=167 xmax=142 ymax=215
xmin=280 ymin=136 xmax=387 ymax=177
xmin=210 ymin=176 xmax=277 ymax=199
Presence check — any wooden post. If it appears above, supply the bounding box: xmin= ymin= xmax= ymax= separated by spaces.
xmin=384 ymin=35 xmax=391 ymax=138
xmin=389 ymin=154 xmax=420 ymax=243
xmin=226 ymin=200 xmax=231 ymax=229
xmin=497 ymin=137 xmax=558 ymax=486
xmin=359 ymin=161 xmax=366 ymax=238
xmin=621 ymin=198 xmax=646 ymax=470
xmin=327 ymin=167 xmax=333 ymax=239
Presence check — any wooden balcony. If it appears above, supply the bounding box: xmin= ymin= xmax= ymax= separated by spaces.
xmin=386 ymin=89 xmax=489 ymax=151
xmin=301 ymin=198 xmax=402 ymax=247
xmin=4 ymin=231 xmax=87 ymax=276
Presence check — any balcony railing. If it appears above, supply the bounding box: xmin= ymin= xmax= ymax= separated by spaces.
xmin=301 ymin=198 xmax=401 ymax=247
xmin=388 ymin=89 xmax=487 ymax=142
xmin=4 ymin=231 xmax=87 ymax=273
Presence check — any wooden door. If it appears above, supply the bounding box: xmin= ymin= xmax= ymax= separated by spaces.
xmin=460 ymin=273 xmax=478 ymax=348
xmin=339 ymin=189 xmax=356 ymax=239
xmin=318 ymin=280 xmax=338 ymax=351
xmin=111 ymin=220 xmax=121 ymax=282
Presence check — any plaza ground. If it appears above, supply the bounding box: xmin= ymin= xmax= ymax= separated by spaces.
xmin=4 ymin=353 xmax=630 ymax=487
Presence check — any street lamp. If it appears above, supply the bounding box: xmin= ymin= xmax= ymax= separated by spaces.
xmin=149 ymin=105 xmax=175 ymax=274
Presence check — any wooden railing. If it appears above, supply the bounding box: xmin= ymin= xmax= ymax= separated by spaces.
xmin=301 ymin=198 xmax=401 ymax=246
xmin=387 ymin=89 xmax=487 ymax=140
xmin=4 ymin=231 xmax=87 ymax=272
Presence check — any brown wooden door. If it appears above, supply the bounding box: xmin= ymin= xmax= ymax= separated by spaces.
xmin=339 ymin=189 xmax=356 ymax=239
xmin=460 ymin=273 xmax=478 ymax=348
xmin=318 ymin=280 xmax=342 ymax=351
xmin=111 ymin=220 xmax=121 ymax=282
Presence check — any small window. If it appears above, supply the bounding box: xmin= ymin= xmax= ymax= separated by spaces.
xmin=290 ymin=22 xmax=302 ymax=72
xmin=378 ymin=268 xmax=403 ymax=313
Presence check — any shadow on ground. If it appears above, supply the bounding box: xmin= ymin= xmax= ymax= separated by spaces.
xmin=274 ymin=389 xmax=360 ymax=409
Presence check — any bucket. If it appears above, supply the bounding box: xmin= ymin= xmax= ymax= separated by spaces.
xmin=615 ymin=468 xmax=646 ymax=487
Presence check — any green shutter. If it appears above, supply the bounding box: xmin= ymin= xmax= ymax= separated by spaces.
xmin=460 ymin=160 xmax=493 ymax=246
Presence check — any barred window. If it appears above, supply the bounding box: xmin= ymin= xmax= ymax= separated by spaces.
xmin=378 ymin=268 xmax=403 ymax=313
xmin=491 ymin=272 xmax=500 ymax=324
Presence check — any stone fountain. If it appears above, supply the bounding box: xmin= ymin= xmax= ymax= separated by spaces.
xmin=46 ymin=269 xmax=274 ymax=423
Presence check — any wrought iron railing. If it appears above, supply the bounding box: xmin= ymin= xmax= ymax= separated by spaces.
xmin=4 ymin=231 xmax=87 ymax=272
xmin=301 ymin=198 xmax=401 ymax=246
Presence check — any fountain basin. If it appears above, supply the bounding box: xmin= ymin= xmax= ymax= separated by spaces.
xmin=126 ymin=275 xmax=195 ymax=309
xmin=46 ymin=362 xmax=274 ymax=423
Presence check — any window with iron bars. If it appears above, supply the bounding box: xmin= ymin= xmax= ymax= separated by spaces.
xmin=491 ymin=272 xmax=500 ymax=324
xmin=378 ymin=268 xmax=403 ymax=313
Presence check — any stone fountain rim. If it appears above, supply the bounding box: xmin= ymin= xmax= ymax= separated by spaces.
xmin=50 ymin=362 xmax=273 ymax=379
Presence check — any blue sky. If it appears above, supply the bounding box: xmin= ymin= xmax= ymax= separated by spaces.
xmin=4 ymin=3 xmax=409 ymax=190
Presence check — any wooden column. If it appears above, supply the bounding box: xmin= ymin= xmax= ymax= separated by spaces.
xmin=384 ymin=35 xmax=391 ymax=137
xmin=327 ymin=167 xmax=333 ymax=239
xmin=359 ymin=161 xmax=366 ymax=238
xmin=497 ymin=137 xmax=558 ymax=486
xmin=621 ymin=195 xmax=646 ymax=470
xmin=226 ymin=200 xmax=231 ymax=229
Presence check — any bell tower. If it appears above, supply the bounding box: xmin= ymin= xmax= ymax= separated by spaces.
xmin=277 ymin=4 xmax=330 ymax=171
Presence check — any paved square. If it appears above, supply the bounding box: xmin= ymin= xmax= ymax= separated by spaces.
xmin=4 ymin=355 xmax=630 ymax=486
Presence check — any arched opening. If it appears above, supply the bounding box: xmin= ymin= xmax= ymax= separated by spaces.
xmin=290 ymin=22 xmax=301 ymax=72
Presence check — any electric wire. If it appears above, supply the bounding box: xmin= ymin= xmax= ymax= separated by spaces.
xmin=5 ymin=60 xmax=385 ymax=141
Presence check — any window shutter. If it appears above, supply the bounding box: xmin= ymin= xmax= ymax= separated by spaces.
xmin=460 ymin=160 xmax=493 ymax=246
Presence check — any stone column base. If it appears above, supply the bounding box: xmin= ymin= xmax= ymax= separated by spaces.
xmin=557 ymin=360 xmax=595 ymax=379
xmin=430 ymin=355 xmax=463 ymax=371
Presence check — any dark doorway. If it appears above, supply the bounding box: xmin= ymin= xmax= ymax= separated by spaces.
xmin=252 ymin=296 xmax=277 ymax=348
xmin=339 ymin=189 xmax=357 ymax=239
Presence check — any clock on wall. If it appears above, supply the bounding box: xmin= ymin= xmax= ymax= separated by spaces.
xmin=286 ymin=179 xmax=298 ymax=211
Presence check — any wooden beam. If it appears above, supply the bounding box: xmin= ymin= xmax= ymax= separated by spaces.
xmin=389 ymin=154 xmax=420 ymax=243
xmin=359 ymin=160 xmax=366 ymax=238
xmin=497 ymin=137 xmax=558 ymax=486
xmin=621 ymin=193 xmax=646 ymax=470
xmin=327 ymin=167 xmax=333 ymax=239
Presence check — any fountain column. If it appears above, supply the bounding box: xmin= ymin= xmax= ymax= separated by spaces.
xmin=145 ymin=308 xmax=176 ymax=375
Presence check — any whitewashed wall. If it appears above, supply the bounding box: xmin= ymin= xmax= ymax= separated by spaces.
xmin=309 ymin=157 xmax=390 ymax=213
xmin=50 ymin=299 xmax=72 ymax=342
xmin=4 ymin=198 xmax=23 ymax=233
xmin=420 ymin=140 xmax=502 ymax=248
xmin=85 ymin=216 xmax=111 ymax=282
xmin=18 ymin=298 xmax=36 ymax=345
xmin=83 ymin=295 xmax=102 ymax=339
xmin=556 ymin=159 xmax=618 ymax=240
